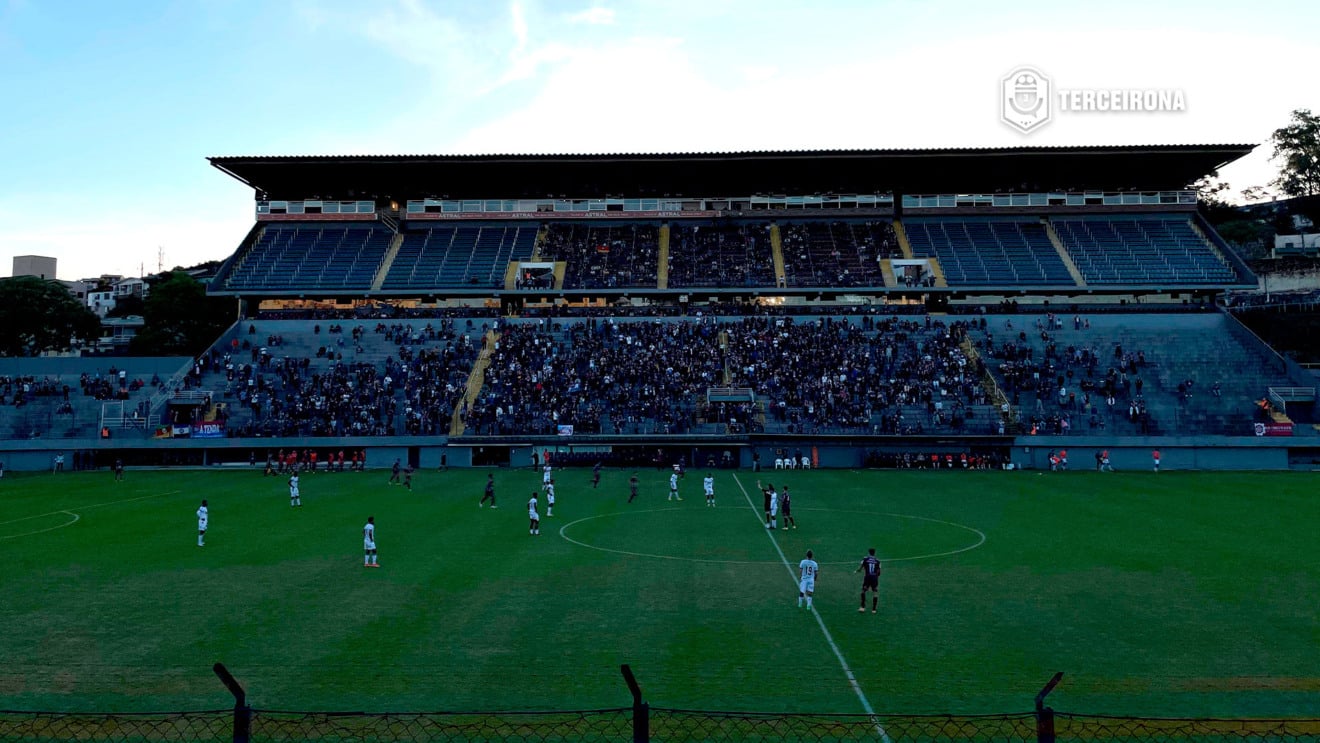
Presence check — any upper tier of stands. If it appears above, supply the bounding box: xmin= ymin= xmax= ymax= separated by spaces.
xmin=383 ymin=224 xmax=537 ymax=289
xmin=538 ymin=222 xmax=661 ymax=289
xmin=904 ymin=218 xmax=1074 ymax=286
xmin=779 ymin=221 xmax=896 ymax=287
xmin=667 ymin=222 xmax=776 ymax=288
xmin=1051 ymin=215 xmax=1239 ymax=285
xmin=225 ymin=223 xmax=392 ymax=291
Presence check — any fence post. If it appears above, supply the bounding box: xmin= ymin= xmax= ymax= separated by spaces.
xmin=620 ymin=664 xmax=649 ymax=743
xmin=1035 ymin=671 xmax=1064 ymax=743
xmin=213 ymin=662 xmax=251 ymax=743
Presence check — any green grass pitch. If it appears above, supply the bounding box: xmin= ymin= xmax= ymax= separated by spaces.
xmin=0 ymin=466 xmax=1316 ymax=717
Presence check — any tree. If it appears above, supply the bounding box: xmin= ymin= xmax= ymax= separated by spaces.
xmin=0 ymin=276 xmax=102 ymax=356
xmin=1268 ymin=108 xmax=1320 ymax=198
xmin=1193 ymin=175 xmax=1239 ymax=225
xmin=130 ymin=272 xmax=233 ymax=356
xmin=105 ymin=294 xmax=145 ymax=318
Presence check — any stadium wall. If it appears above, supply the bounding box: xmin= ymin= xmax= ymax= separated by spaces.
xmin=0 ymin=434 xmax=1311 ymax=472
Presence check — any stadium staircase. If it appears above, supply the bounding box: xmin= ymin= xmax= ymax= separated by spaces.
xmin=657 ymin=224 xmax=670 ymax=289
xmin=371 ymin=233 xmax=406 ymax=291
xmin=1043 ymin=221 xmax=1087 ymax=286
xmin=879 ymin=259 xmax=897 ymax=287
xmin=769 ymin=224 xmax=787 ymax=288
xmin=927 ymin=259 xmax=948 ymax=287
xmin=451 ymin=330 xmax=498 ymax=435
xmin=892 ymin=221 xmax=915 ymax=259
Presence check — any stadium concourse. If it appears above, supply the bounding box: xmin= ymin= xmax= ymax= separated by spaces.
xmin=2 ymin=145 xmax=1318 ymax=471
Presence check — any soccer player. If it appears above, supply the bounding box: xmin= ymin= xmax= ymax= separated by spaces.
xmin=592 ymin=461 xmax=602 ymax=489
xmin=113 ymin=458 xmax=124 ymax=482
xmin=403 ymin=467 xmax=413 ymax=491
xmin=528 ymin=492 xmax=540 ymax=535
xmin=542 ymin=462 xmax=553 ymax=488
xmin=757 ymin=480 xmax=778 ymax=529
xmin=289 ymin=473 xmax=301 ymax=507
xmin=480 ymin=473 xmax=497 ymax=508
xmin=798 ymin=550 xmax=818 ymax=608
xmin=703 ymin=473 xmax=715 ymax=507
xmin=781 ymin=486 xmax=796 ymax=529
xmin=856 ymin=548 xmax=882 ymax=613
xmin=545 ymin=479 xmax=556 ymax=517
xmin=668 ymin=471 xmax=681 ymax=501
xmin=1152 ymin=448 xmax=1161 ymax=473
xmin=628 ymin=473 xmax=639 ymax=503
xmin=196 ymin=499 xmax=208 ymax=547
xmin=363 ymin=516 xmax=379 ymax=567
xmin=388 ymin=459 xmax=401 ymax=484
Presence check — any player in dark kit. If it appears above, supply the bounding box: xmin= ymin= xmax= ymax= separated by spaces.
xmin=627 ymin=473 xmax=639 ymax=503
xmin=780 ymin=486 xmax=796 ymax=529
xmin=480 ymin=473 xmax=497 ymax=508
xmin=592 ymin=461 xmax=602 ymax=489
xmin=855 ymin=548 xmax=882 ymax=613
xmin=113 ymin=458 xmax=125 ymax=482
xmin=389 ymin=459 xmax=401 ymax=484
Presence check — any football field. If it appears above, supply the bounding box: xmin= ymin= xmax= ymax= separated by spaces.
xmin=0 ymin=465 xmax=1316 ymax=717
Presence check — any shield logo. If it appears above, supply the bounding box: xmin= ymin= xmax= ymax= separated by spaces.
xmin=1001 ymin=66 xmax=1051 ymax=134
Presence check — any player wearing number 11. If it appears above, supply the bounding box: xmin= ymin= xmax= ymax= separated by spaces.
xmin=856 ymin=548 xmax=881 ymax=613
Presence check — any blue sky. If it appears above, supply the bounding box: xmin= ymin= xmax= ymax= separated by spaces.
xmin=1 ymin=0 xmax=1317 ymax=280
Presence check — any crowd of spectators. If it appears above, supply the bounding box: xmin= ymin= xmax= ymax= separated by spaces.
xmin=464 ymin=319 xmax=726 ymax=436
xmin=462 ymin=314 xmax=994 ymax=436
xmin=539 ymin=223 xmax=660 ymax=289
xmin=720 ymin=315 xmax=988 ymax=434
xmin=668 ymin=222 xmax=775 ymax=287
xmin=980 ymin=314 xmax=1154 ymax=434
xmin=778 ymin=221 xmax=895 ymax=287
xmin=197 ymin=319 xmax=481 ymax=437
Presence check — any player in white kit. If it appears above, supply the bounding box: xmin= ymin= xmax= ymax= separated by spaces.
xmin=196 ymin=500 xmax=208 ymax=547
xmin=544 ymin=480 xmax=555 ymax=516
xmin=668 ymin=472 xmax=681 ymax=501
xmin=363 ymin=516 xmax=378 ymax=567
xmin=289 ymin=473 xmax=301 ymax=507
xmin=703 ymin=473 xmax=715 ymax=506
xmin=528 ymin=492 xmax=540 ymax=535
xmin=542 ymin=463 xmax=553 ymax=487
xmin=798 ymin=550 xmax=818 ymax=608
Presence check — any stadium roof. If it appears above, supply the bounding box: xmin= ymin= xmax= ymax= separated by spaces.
xmin=209 ymin=145 xmax=1254 ymax=201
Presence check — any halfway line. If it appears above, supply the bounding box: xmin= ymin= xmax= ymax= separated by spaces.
xmin=732 ymin=474 xmax=890 ymax=743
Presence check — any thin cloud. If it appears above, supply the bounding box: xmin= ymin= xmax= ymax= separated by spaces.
xmin=568 ymin=6 xmax=615 ymax=25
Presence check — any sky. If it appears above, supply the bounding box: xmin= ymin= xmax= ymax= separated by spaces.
xmin=0 ymin=0 xmax=1317 ymax=281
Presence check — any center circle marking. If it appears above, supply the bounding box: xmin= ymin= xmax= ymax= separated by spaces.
xmin=557 ymin=507 xmax=985 ymax=565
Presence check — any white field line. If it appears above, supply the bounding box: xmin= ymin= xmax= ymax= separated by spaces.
xmin=733 ymin=474 xmax=890 ymax=742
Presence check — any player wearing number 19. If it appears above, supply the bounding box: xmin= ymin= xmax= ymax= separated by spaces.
xmin=797 ymin=550 xmax=818 ymax=608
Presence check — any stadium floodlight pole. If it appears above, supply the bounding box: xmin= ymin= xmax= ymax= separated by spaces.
xmin=620 ymin=664 xmax=649 ymax=743
xmin=213 ymin=662 xmax=252 ymax=743
xmin=1034 ymin=671 xmax=1064 ymax=743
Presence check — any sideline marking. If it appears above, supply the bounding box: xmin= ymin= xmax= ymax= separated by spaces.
xmin=0 ymin=511 xmax=80 ymax=541
xmin=558 ymin=508 xmax=985 ymax=565
xmin=733 ymin=474 xmax=890 ymax=742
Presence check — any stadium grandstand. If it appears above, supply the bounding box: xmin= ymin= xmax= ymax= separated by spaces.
xmin=5 ymin=144 xmax=1319 ymax=472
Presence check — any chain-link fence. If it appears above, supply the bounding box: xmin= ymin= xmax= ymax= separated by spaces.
xmin=2 ymin=666 xmax=1318 ymax=743
xmin=649 ymin=709 xmax=1038 ymax=743
xmin=1054 ymin=712 xmax=1320 ymax=743
xmin=0 ymin=710 xmax=231 ymax=743
xmin=247 ymin=708 xmax=633 ymax=742
xmin=4 ymin=707 xmax=1320 ymax=743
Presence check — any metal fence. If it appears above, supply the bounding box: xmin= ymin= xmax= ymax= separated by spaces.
xmin=1 ymin=666 xmax=1317 ymax=743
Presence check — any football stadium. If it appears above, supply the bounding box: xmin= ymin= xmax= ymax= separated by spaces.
xmin=2 ymin=141 xmax=1320 ymax=743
